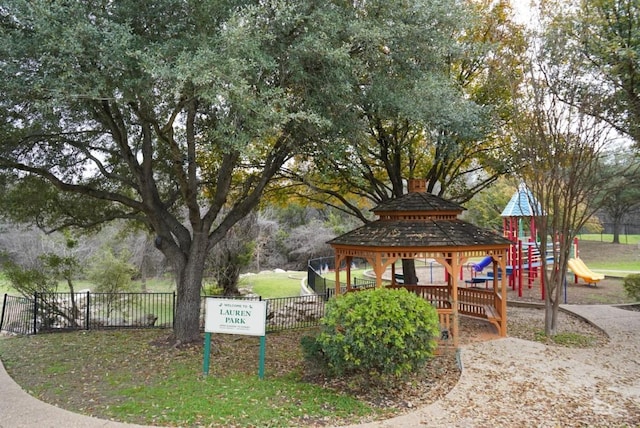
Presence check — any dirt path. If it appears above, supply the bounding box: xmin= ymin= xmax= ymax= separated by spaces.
xmin=343 ymin=305 xmax=640 ymax=427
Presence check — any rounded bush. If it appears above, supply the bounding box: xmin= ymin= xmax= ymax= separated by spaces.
xmin=314 ymin=287 xmax=440 ymax=377
xmin=623 ymin=273 xmax=640 ymax=301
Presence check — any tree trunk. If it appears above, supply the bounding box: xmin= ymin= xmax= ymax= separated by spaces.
xmin=544 ymin=300 xmax=557 ymax=335
xmin=543 ymin=268 xmax=560 ymax=336
xmin=401 ymin=259 xmax=419 ymax=284
xmin=612 ymin=220 xmax=621 ymax=244
xmin=544 ymin=247 xmax=571 ymax=336
xmin=172 ymin=243 xmax=208 ymax=344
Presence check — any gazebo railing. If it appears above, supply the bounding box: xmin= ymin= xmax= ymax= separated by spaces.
xmin=457 ymin=288 xmax=497 ymax=317
xmin=435 ymin=307 xmax=455 ymax=354
xmin=386 ymin=284 xmax=451 ymax=309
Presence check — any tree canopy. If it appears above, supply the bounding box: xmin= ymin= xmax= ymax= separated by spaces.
xmin=510 ymin=27 xmax=614 ymax=335
xmin=0 ymin=0 xmax=383 ymax=342
xmin=278 ymin=0 xmax=527 ymax=222
xmin=1 ymin=0 xmax=496 ymax=342
xmin=543 ymin=0 xmax=640 ymax=147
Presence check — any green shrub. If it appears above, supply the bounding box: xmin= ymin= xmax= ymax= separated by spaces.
xmin=309 ymin=288 xmax=440 ymax=378
xmin=202 ymin=283 xmax=224 ymax=296
xmin=623 ymin=274 xmax=640 ymax=301
xmin=300 ymin=333 xmax=328 ymax=376
xmin=88 ymin=249 xmax=136 ymax=293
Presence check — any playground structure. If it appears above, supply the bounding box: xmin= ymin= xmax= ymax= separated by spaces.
xmin=464 ymin=184 xmax=547 ymax=299
xmin=465 ymin=184 xmax=605 ymax=299
xmin=567 ymin=258 xmax=605 ymax=285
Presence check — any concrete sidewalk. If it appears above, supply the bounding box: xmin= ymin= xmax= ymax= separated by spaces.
xmin=2 ymin=304 xmax=639 ymax=427
xmin=347 ymin=304 xmax=640 ymax=427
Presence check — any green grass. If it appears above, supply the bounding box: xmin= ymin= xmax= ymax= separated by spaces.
xmin=0 ymin=329 xmax=378 ymax=427
xmin=579 ymin=233 xmax=640 ymax=245
xmin=588 ymin=264 xmax=640 ymax=274
xmin=239 ymin=271 xmax=304 ymax=298
xmin=534 ymin=331 xmax=597 ymax=347
xmin=133 ymin=276 xmax=175 ymax=292
xmin=322 ymin=268 xmax=371 ymax=282
xmin=114 ymin=372 xmax=370 ymax=427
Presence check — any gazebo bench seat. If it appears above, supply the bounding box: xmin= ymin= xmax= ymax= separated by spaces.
xmin=482 ymin=305 xmax=501 ymax=331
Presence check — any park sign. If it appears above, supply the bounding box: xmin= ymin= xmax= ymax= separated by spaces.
xmin=205 ymin=298 xmax=267 ymax=336
xmin=203 ymin=297 xmax=268 ymax=378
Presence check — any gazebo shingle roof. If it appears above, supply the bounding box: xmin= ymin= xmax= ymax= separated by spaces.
xmin=329 ymin=187 xmax=510 ymax=249
xmin=372 ymin=192 xmax=464 ymax=213
xmin=328 ymin=219 xmax=510 ymax=248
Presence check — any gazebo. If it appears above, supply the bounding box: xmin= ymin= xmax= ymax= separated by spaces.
xmin=327 ymin=179 xmax=512 ymax=348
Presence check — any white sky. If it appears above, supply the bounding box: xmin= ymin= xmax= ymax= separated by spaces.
xmin=510 ymin=0 xmax=537 ymax=25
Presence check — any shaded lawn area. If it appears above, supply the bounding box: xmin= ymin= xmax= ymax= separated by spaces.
xmin=0 ymin=329 xmax=376 ymax=427
xmin=0 ymin=328 xmax=454 ymax=427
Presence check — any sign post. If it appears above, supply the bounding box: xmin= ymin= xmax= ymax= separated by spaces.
xmin=203 ymin=298 xmax=268 ymax=379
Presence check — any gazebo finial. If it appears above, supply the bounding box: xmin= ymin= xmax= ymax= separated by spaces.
xmin=407 ymin=178 xmax=427 ymax=193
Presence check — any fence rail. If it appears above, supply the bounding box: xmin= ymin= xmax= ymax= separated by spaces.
xmin=265 ymin=295 xmax=326 ymax=331
xmin=1 ymin=292 xmax=176 ymax=335
xmin=2 ymin=285 xmax=497 ymax=353
xmin=1 ymin=291 xmax=330 ymax=335
xmin=0 ymin=294 xmax=34 ymax=335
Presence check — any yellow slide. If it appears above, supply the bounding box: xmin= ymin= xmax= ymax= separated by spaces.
xmin=568 ymin=258 xmax=605 ymax=285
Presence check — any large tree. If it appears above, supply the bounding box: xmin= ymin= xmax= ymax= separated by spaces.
xmin=282 ymin=0 xmax=526 ymax=219
xmin=543 ymin=0 xmax=640 ymax=147
xmin=597 ymin=150 xmax=640 ymax=243
xmin=0 ymin=0 xmax=370 ymax=343
xmin=277 ymin=0 xmax=526 ymax=284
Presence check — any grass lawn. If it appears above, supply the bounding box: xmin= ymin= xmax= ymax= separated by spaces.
xmin=0 ymin=329 xmax=380 ymax=427
xmin=577 ymin=240 xmax=639 ymax=274
xmin=579 ymin=233 xmax=640 ymax=246
xmin=239 ymin=271 xmax=305 ymax=298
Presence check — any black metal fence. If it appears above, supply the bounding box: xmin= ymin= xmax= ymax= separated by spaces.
xmin=1 ymin=291 xmax=331 ymax=335
xmin=264 ymin=295 xmax=326 ymax=331
xmin=2 ymin=257 xmax=380 ymax=336
xmin=0 ymin=294 xmax=33 ymax=335
xmin=307 ymin=256 xmax=376 ymax=299
xmin=1 ymin=292 xmax=175 ymax=335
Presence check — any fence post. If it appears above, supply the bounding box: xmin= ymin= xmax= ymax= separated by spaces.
xmin=172 ymin=291 xmax=176 ymax=329
xmin=85 ymin=291 xmax=91 ymax=330
xmin=0 ymin=294 xmax=7 ymax=331
xmin=33 ymin=292 xmax=38 ymax=335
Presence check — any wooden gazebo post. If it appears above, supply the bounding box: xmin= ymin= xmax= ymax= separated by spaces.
xmin=327 ymin=179 xmax=512 ymax=346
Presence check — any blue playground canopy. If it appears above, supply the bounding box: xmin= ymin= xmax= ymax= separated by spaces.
xmin=501 ymin=183 xmax=542 ymax=217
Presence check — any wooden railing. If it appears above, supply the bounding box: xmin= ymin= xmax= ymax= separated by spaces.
xmin=435 ymin=307 xmax=455 ymax=353
xmin=351 ymin=283 xmax=505 ymax=349
xmin=386 ymin=284 xmax=452 ymax=309
xmin=458 ymin=288 xmax=495 ymax=317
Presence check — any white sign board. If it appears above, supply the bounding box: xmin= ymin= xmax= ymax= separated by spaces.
xmin=205 ymin=298 xmax=267 ymax=336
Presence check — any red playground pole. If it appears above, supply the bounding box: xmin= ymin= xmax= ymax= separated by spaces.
xmin=527 ymin=243 xmax=531 ymax=288
xmin=518 ymin=239 xmax=523 ymax=298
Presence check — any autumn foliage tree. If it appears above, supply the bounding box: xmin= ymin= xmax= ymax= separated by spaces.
xmin=542 ymin=0 xmax=640 ymax=148
xmin=279 ymin=0 xmax=527 ymax=284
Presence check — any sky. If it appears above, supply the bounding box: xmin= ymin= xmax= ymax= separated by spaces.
xmin=510 ymin=0 xmax=537 ymax=25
